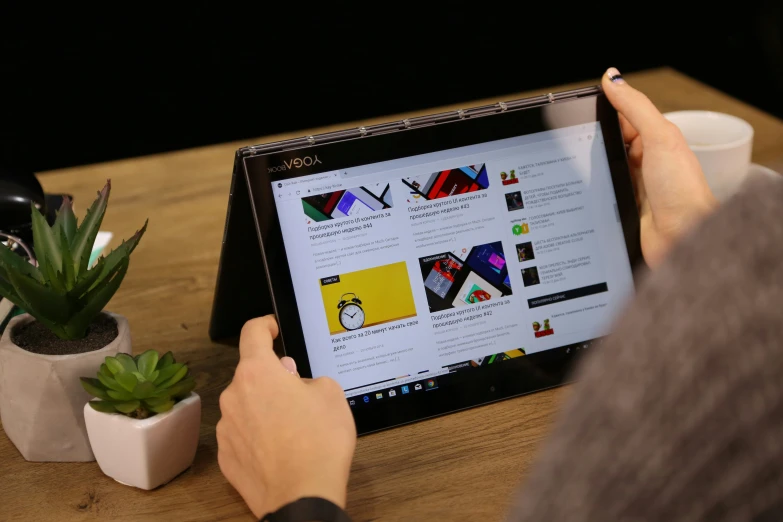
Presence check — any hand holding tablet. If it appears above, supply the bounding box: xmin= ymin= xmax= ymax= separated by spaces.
xmin=602 ymin=68 xmax=716 ymax=267
xmin=217 ymin=316 xmax=355 ymax=518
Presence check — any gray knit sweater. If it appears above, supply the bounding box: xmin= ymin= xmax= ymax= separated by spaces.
xmin=510 ymin=174 xmax=783 ymax=522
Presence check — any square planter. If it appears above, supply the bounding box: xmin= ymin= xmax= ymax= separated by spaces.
xmin=84 ymin=392 xmax=201 ymax=490
xmin=0 ymin=312 xmax=131 ymax=462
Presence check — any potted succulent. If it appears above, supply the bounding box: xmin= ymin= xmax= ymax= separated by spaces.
xmin=0 ymin=181 xmax=146 ymax=461
xmin=81 ymin=350 xmax=200 ymax=490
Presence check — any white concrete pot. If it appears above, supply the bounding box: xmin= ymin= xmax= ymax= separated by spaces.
xmin=0 ymin=312 xmax=131 ymax=462
xmin=84 ymin=392 xmax=201 ymax=490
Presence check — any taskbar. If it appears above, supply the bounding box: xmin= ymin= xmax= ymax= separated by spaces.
xmin=345 ymin=337 xmax=604 ymax=408
xmin=347 ymin=376 xmax=440 ymax=406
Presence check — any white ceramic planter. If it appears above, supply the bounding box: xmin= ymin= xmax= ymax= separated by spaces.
xmin=84 ymin=392 xmax=201 ymax=490
xmin=0 ymin=312 xmax=131 ymax=462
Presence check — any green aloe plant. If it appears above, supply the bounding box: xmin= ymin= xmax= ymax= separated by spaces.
xmin=80 ymin=350 xmax=195 ymax=418
xmin=0 ymin=180 xmax=147 ymax=340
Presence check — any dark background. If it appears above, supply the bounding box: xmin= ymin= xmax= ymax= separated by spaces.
xmin=2 ymin=3 xmax=782 ymax=174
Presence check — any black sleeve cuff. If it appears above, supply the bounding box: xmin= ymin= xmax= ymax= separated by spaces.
xmin=260 ymin=497 xmax=352 ymax=522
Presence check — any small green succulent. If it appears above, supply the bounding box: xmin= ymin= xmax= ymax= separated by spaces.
xmin=0 ymin=180 xmax=147 ymax=340
xmin=80 ymin=350 xmax=195 ymax=419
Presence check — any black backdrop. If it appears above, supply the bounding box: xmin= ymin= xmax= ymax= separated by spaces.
xmin=2 ymin=3 xmax=782 ymax=173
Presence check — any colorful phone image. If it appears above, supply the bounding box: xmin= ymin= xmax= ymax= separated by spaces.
xmin=402 ymin=163 xmax=489 ymax=201
xmin=303 ymin=184 xmax=393 ymax=222
xmin=423 ymin=255 xmax=463 ymax=298
xmin=303 ymin=190 xmax=343 ymax=221
xmin=467 ymin=242 xmax=509 ymax=287
xmin=462 ymin=284 xmax=491 ymax=304
xmin=488 ymin=253 xmax=505 ymax=271
xmin=420 ymin=241 xmax=511 ymax=313
xmin=333 ymin=191 xmax=374 ymax=217
xmin=452 ymin=272 xmax=502 ymax=307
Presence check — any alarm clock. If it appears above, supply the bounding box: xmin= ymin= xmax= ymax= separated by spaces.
xmin=337 ymin=292 xmax=365 ymax=331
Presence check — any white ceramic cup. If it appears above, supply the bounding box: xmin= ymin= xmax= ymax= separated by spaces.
xmin=663 ymin=111 xmax=754 ymax=201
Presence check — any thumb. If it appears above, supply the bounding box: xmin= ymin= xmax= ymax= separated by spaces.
xmin=602 ymin=67 xmax=670 ymax=139
xmin=238 ymin=315 xmax=280 ymax=362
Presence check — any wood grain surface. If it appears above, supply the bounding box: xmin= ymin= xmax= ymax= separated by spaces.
xmin=2 ymin=68 xmax=782 ymax=521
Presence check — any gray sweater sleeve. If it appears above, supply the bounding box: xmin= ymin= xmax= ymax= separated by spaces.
xmin=509 ymin=174 xmax=783 ymax=522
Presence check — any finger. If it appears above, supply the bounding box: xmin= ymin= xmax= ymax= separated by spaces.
xmin=260 ymin=314 xmax=280 ymax=338
xmin=280 ymin=356 xmax=298 ymax=376
xmin=602 ymin=68 xmax=671 ymax=140
xmin=618 ymin=113 xmax=639 ymax=145
xmin=238 ymin=315 xmax=279 ymax=361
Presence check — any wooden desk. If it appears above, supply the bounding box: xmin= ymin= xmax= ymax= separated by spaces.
xmin=2 ymin=68 xmax=783 ymax=521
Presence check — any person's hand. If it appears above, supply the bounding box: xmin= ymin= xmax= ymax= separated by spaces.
xmin=603 ymin=67 xmax=717 ymax=268
xmin=217 ymin=315 xmax=357 ymax=518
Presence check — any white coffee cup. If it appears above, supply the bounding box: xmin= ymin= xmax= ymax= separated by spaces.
xmin=663 ymin=111 xmax=754 ymax=201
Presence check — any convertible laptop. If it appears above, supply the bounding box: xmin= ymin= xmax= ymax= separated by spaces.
xmin=210 ymin=87 xmax=642 ymax=434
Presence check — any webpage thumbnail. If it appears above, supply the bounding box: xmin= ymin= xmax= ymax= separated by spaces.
xmin=419 ymin=241 xmax=512 ymax=313
xmin=319 ymin=261 xmax=416 ymax=335
xmin=531 ymin=317 xmax=554 ymax=338
xmin=445 ymin=348 xmax=526 ymax=372
xmin=402 ymin=164 xmax=489 ymax=201
xmin=522 ymin=266 xmax=541 ymax=287
xmin=505 ymin=191 xmax=524 ymax=211
xmin=303 ymin=183 xmax=393 ymax=222
xmin=516 ymin=242 xmax=535 ymax=262
xmin=499 ymin=169 xmax=519 ymax=186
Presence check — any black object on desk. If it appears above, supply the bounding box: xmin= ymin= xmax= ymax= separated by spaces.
xmin=0 ymin=166 xmax=46 ymax=248
xmin=0 ymin=167 xmax=72 ymax=255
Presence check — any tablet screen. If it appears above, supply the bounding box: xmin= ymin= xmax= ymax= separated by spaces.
xmin=270 ymin=121 xmax=634 ymax=405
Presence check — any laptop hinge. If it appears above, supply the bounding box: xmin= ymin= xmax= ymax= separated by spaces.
xmin=241 ymin=85 xmax=601 ymax=157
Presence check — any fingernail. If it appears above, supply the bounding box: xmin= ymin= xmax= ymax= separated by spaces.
xmin=607 ymin=67 xmax=625 ymax=84
xmin=280 ymin=356 xmax=297 ymax=375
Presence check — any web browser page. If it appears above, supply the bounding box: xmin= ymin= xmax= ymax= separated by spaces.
xmin=271 ymin=122 xmax=634 ymax=398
